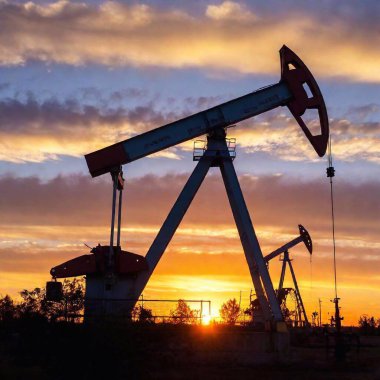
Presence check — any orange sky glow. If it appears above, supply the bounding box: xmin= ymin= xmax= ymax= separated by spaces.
xmin=1 ymin=1 xmax=380 ymax=326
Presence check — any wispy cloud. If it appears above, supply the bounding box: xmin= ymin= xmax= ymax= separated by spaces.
xmin=0 ymin=94 xmax=173 ymax=162
xmin=1 ymin=93 xmax=379 ymax=165
xmin=0 ymin=1 xmax=380 ymax=82
xmin=0 ymin=173 xmax=378 ymax=239
xmin=1 ymin=172 xmax=379 ymax=323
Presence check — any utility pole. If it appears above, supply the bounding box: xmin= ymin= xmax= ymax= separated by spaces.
xmin=319 ymin=298 xmax=322 ymax=327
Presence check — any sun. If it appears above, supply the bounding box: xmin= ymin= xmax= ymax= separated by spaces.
xmin=201 ymin=314 xmax=212 ymax=325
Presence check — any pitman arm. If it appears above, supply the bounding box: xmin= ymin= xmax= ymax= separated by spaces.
xmin=85 ymin=45 xmax=329 ymax=177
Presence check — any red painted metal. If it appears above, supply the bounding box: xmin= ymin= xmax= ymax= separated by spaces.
xmin=280 ymin=45 xmax=329 ymax=157
xmin=50 ymin=254 xmax=98 ymax=278
xmin=50 ymin=245 xmax=148 ymax=278
xmin=86 ymin=143 xmax=129 ymax=179
xmin=299 ymin=224 xmax=312 ymax=254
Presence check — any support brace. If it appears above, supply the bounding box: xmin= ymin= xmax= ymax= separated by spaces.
xmin=133 ymin=157 xmax=212 ymax=296
xmin=219 ymin=159 xmax=281 ymax=321
xmin=131 ymin=129 xmax=283 ymax=323
xmin=278 ymin=250 xmax=309 ymax=325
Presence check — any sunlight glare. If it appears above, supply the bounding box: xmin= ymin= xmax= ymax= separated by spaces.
xmin=201 ymin=314 xmax=211 ymax=326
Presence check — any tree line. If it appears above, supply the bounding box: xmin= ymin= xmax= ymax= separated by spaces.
xmin=0 ymin=279 xmax=242 ymax=325
xmin=0 ymin=278 xmax=84 ymax=323
xmin=3 ymin=279 xmax=376 ymax=330
xmin=358 ymin=315 xmax=380 ymax=335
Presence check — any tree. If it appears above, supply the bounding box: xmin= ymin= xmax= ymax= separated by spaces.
xmin=170 ymin=300 xmax=198 ymax=324
xmin=59 ymin=278 xmax=85 ymax=322
xmin=18 ymin=287 xmax=47 ymax=319
xmin=132 ymin=305 xmax=154 ymax=323
xmin=358 ymin=314 xmax=378 ymax=335
xmin=220 ymin=298 xmax=241 ymax=325
xmin=16 ymin=278 xmax=85 ymax=322
xmin=0 ymin=295 xmax=17 ymax=321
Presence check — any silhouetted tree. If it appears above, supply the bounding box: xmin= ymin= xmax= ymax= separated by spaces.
xmin=132 ymin=305 xmax=154 ymax=323
xmin=18 ymin=287 xmax=47 ymax=320
xmin=220 ymin=298 xmax=240 ymax=325
xmin=15 ymin=278 xmax=84 ymax=322
xmin=170 ymin=300 xmax=198 ymax=324
xmin=59 ymin=278 xmax=85 ymax=322
xmin=358 ymin=314 xmax=378 ymax=335
xmin=0 ymin=294 xmax=17 ymax=321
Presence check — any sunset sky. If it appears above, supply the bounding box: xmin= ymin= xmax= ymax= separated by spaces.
xmin=1 ymin=0 xmax=380 ymax=325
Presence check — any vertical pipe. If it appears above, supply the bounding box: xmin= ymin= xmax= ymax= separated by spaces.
xmin=109 ymin=172 xmax=118 ymax=266
xmin=110 ymin=174 xmax=117 ymax=247
xmin=117 ymin=188 xmax=123 ymax=247
xmin=278 ymin=252 xmax=287 ymax=290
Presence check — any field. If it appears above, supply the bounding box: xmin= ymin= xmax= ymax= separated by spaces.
xmin=1 ymin=321 xmax=380 ymax=380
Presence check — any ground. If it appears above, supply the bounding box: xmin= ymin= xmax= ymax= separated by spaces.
xmin=0 ymin=321 xmax=379 ymax=380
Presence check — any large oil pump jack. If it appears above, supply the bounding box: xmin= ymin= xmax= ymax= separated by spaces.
xmin=47 ymin=46 xmax=329 ymax=327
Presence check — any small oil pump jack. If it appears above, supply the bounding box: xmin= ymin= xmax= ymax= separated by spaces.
xmin=47 ymin=46 xmax=329 ymax=328
xmin=264 ymin=225 xmax=312 ymax=327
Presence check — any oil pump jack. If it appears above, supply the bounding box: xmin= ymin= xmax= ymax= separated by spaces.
xmin=47 ymin=46 xmax=329 ymax=328
xmin=264 ymin=225 xmax=312 ymax=327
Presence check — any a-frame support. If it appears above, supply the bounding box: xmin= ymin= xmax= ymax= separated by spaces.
xmin=278 ymin=250 xmax=309 ymax=325
xmin=132 ymin=129 xmax=283 ymax=323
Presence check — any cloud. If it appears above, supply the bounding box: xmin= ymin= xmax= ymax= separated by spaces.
xmin=0 ymin=1 xmax=380 ymax=82
xmin=206 ymin=1 xmax=256 ymax=22
xmin=345 ymin=104 xmax=380 ymax=121
xmin=1 ymin=92 xmax=379 ymax=165
xmin=0 ymin=172 xmax=378 ymax=239
xmin=0 ymin=82 xmax=10 ymax=91
xmin=1 ymin=172 xmax=380 ymax=323
xmin=0 ymin=94 xmax=174 ymax=163
xmin=234 ymin=112 xmax=380 ymax=164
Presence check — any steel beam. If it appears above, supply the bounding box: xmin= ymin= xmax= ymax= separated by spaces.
xmin=218 ymin=150 xmax=283 ymax=322
xmin=278 ymin=253 xmax=287 ymax=291
xmin=265 ymin=236 xmax=303 ymax=262
xmin=288 ymin=258 xmax=308 ymax=325
xmin=133 ymin=157 xmax=213 ymax=297
xmin=85 ymin=82 xmax=291 ymax=177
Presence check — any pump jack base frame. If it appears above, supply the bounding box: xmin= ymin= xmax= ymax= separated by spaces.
xmin=130 ymin=130 xmax=283 ymax=325
xmin=50 ymin=130 xmax=285 ymax=329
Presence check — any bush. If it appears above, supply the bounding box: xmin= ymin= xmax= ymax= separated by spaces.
xmin=358 ymin=314 xmax=378 ymax=335
xmin=170 ymin=300 xmax=198 ymax=324
xmin=220 ymin=298 xmax=241 ymax=325
xmin=0 ymin=278 xmax=85 ymax=323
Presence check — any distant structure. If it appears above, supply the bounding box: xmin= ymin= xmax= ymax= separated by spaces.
xmin=265 ymin=225 xmax=312 ymax=327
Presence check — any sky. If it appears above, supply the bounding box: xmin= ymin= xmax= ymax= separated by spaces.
xmin=0 ymin=0 xmax=380 ymax=325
